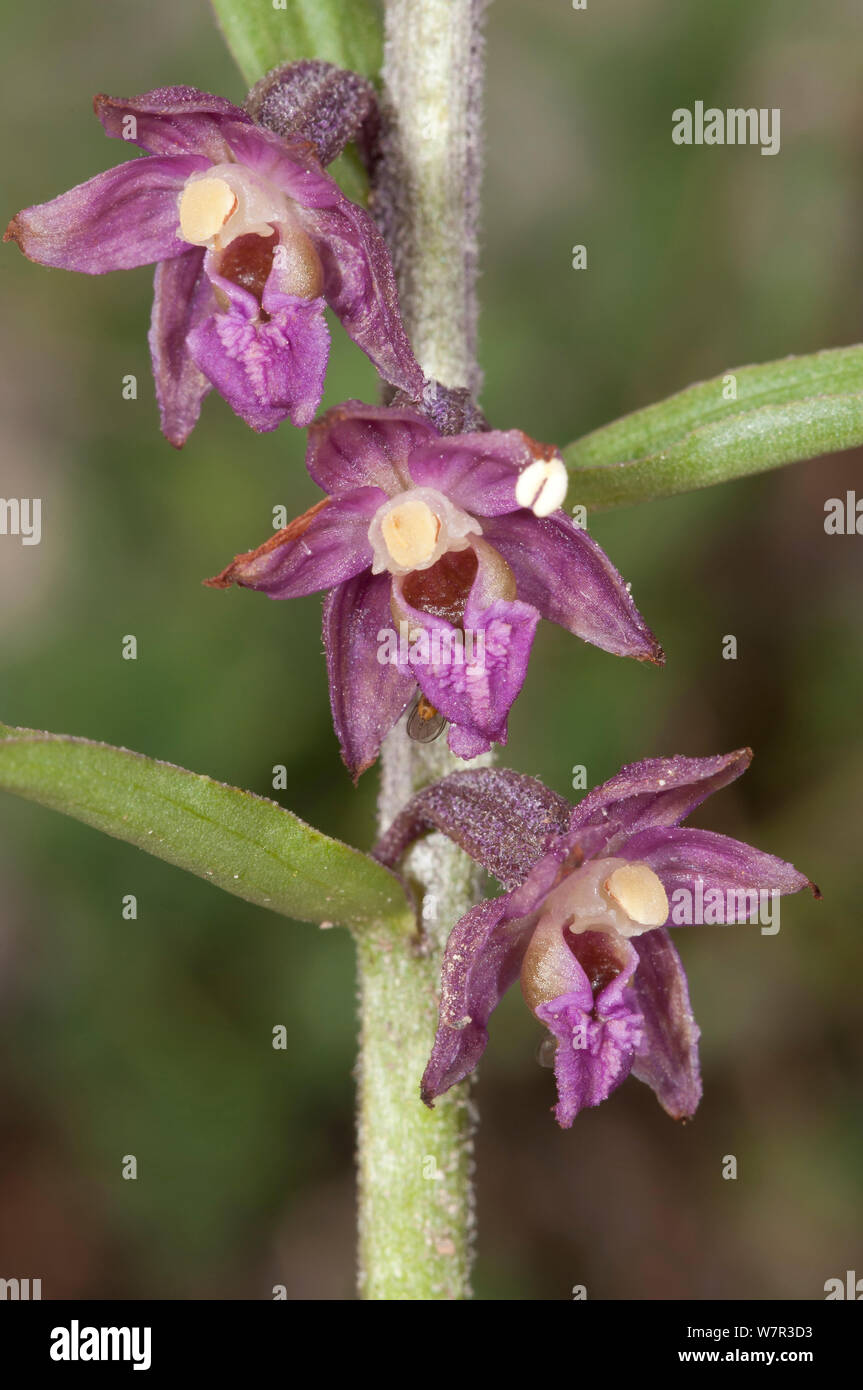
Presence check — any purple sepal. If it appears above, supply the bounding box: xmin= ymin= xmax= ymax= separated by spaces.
xmin=207 ymin=489 xmax=383 ymax=600
xmin=630 ymin=928 xmax=701 ymax=1120
xmin=149 ymin=247 xmax=214 ymax=447
xmin=420 ymin=895 xmax=539 ymax=1104
xmin=566 ymin=749 xmax=754 ymax=859
xmin=306 ymin=401 xmax=436 ymax=495
xmin=5 ymin=155 xmax=208 ymax=272
xmin=621 ymin=825 xmax=815 ymax=908
xmin=483 ymin=510 xmax=664 ymax=663
xmin=95 ymin=87 xmax=250 ymax=160
xmin=406 ymin=431 xmax=544 ymax=517
xmin=310 ymin=200 xmax=425 ymax=400
xmin=323 ymin=569 xmax=415 ymax=780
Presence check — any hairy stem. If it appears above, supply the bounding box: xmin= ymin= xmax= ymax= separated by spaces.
xmin=375 ymin=0 xmax=485 ymax=392
xmin=355 ymin=0 xmax=488 ymax=1301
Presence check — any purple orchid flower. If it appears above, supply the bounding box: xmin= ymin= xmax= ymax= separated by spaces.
xmin=206 ymin=401 xmax=663 ymax=777
xmin=374 ymin=750 xmax=817 ymax=1126
xmin=4 ymin=86 xmax=423 ymax=444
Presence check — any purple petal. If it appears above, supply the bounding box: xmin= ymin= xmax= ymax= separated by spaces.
xmin=148 ymin=246 xmax=215 ymax=447
xmin=446 ymin=723 xmax=494 ymax=760
xmin=567 ymin=749 xmax=753 ymax=859
xmin=482 ymin=510 xmax=663 ymax=663
xmin=621 ymin=826 xmax=815 ymax=914
xmin=373 ymin=768 xmax=571 ymax=889
xmin=216 ymin=121 xmax=339 ymax=206
xmin=205 ymin=489 xmax=382 ymax=599
xmin=536 ymin=938 xmax=643 ymax=1128
xmin=630 ymin=928 xmax=702 ymax=1120
xmin=188 ymin=260 xmax=330 ymax=431
xmin=406 ymin=430 xmax=541 ymax=516
xmin=309 ymin=199 xmax=425 ymax=396
xmin=306 ymin=402 xmax=439 ymax=496
xmin=5 ymin=155 xmax=207 ymax=272
xmin=95 ymin=87 xmax=250 ymax=160
xmin=422 ymin=894 xmax=540 ymax=1104
xmin=323 ymin=570 xmax=415 ymax=779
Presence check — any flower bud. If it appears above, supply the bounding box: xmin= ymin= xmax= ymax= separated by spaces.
xmin=246 ymin=60 xmax=378 ymax=169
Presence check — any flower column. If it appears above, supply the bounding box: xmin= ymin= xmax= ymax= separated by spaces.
xmin=355 ymin=0 xmax=487 ymax=1300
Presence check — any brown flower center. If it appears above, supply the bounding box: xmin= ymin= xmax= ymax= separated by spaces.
xmin=218 ymin=232 xmax=278 ymax=304
xmin=566 ymin=928 xmax=623 ymax=998
xmin=401 ymin=548 xmax=479 ymax=627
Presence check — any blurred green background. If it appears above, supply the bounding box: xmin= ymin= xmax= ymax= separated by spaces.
xmin=1 ymin=0 xmax=860 ymax=1299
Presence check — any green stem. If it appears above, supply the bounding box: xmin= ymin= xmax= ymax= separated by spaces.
xmin=355 ymin=0 xmax=488 ymax=1300
xmin=357 ymin=743 xmax=483 ymax=1301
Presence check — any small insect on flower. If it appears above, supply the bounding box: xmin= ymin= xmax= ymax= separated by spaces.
xmin=407 ymin=692 xmax=447 ymax=744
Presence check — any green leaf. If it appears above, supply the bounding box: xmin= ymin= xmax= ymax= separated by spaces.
xmin=564 ymin=345 xmax=863 ymax=511
xmin=327 ymin=146 xmax=369 ymax=207
xmin=210 ymin=0 xmax=383 ymax=87
xmin=0 ymin=726 xmax=412 ymax=933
